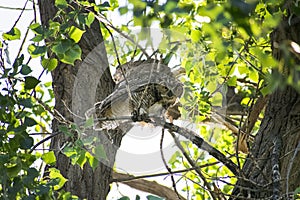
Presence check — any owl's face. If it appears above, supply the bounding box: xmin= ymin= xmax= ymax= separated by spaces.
xmin=156 ymin=84 xmax=181 ymax=108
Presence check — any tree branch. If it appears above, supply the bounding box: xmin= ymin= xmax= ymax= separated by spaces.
xmin=151 ymin=118 xmax=240 ymax=176
xmin=169 ymin=131 xmax=219 ymax=200
xmin=112 ymin=171 xmax=187 ymax=200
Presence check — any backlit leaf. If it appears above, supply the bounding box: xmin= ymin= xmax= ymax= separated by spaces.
xmin=42 ymin=151 xmax=56 ymax=165
xmin=28 ymin=44 xmax=46 ymax=58
xmin=49 ymin=168 xmax=67 ymax=190
xmin=68 ymin=26 xmax=85 ymax=43
xmin=86 ymin=12 xmax=95 ymax=27
xmin=2 ymin=27 xmax=21 ymax=40
xmin=41 ymin=58 xmax=58 ymax=71
xmin=55 ymin=0 xmax=68 ymax=8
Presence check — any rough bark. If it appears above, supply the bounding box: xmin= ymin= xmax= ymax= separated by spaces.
xmin=231 ymin=1 xmax=300 ymax=199
xmin=38 ymin=1 xmax=123 ymax=199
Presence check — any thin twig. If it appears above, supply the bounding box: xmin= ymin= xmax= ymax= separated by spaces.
xmin=160 ymin=128 xmax=182 ymax=200
xmin=92 ymin=13 xmax=150 ymax=59
xmin=0 ymin=5 xmax=32 ymax=11
xmin=32 ymin=0 xmax=37 ymax=23
xmin=29 ymin=132 xmax=61 ymax=153
xmin=169 ymin=131 xmax=218 ymax=200
xmin=111 ymin=161 xmax=221 ymax=183
xmin=10 ymin=0 xmax=30 ymax=29
xmin=102 ymin=23 xmax=134 ymax=101
xmin=15 ymin=20 xmax=32 ymax=61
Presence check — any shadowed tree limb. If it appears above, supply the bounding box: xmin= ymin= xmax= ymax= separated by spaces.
xmin=151 ymin=118 xmax=240 ymax=176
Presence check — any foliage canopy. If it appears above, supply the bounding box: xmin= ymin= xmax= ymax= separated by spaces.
xmin=1 ymin=0 xmax=300 ymax=199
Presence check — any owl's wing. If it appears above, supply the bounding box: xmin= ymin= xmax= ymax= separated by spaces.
xmin=86 ymin=61 xmax=183 ymax=130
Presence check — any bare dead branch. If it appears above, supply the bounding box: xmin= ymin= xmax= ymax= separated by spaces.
xmin=112 ymin=172 xmax=187 ymax=200
xmin=241 ymin=95 xmax=269 ymax=134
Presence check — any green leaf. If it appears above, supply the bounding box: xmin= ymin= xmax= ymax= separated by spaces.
xmin=68 ymin=26 xmax=85 ymax=43
xmin=183 ymin=60 xmax=193 ymax=74
xmin=99 ymin=1 xmax=110 ymax=7
xmin=19 ymin=98 xmax=33 ymax=108
xmin=86 ymin=12 xmax=95 ymax=27
xmin=249 ymin=69 xmax=258 ymax=82
xmin=190 ymin=29 xmax=201 ymax=42
xmin=59 ymin=125 xmax=72 ymax=137
xmin=62 ymin=146 xmax=77 ymax=158
xmin=294 ymin=186 xmax=300 ymax=198
xmin=60 ymin=44 xmax=82 ymax=65
xmin=52 ymin=39 xmax=82 ymax=65
xmin=129 ymin=0 xmax=147 ymax=9
xmin=76 ymin=151 xmax=87 ymax=168
xmin=29 ymin=23 xmax=44 ymax=35
xmin=28 ymin=44 xmax=46 ymax=58
xmin=24 ymin=116 xmax=37 ymax=126
xmin=2 ymin=27 xmax=21 ymax=40
xmin=95 ymin=1 xmax=111 ymax=11
xmin=13 ymin=54 xmax=24 ymax=67
xmin=237 ymin=64 xmax=248 ymax=75
xmin=164 ymin=1 xmax=177 ymax=13
xmin=52 ymin=39 xmax=73 ymax=54
xmin=42 ymin=151 xmax=56 ymax=165
xmin=41 ymin=58 xmax=58 ymax=71
xmin=31 ymin=35 xmax=44 ymax=42
xmin=84 ymin=118 xmax=94 ymax=128
xmin=24 ymin=76 xmax=40 ymax=90
xmin=206 ymin=81 xmax=218 ymax=93
xmin=7 ymin=164 xmax=22 ymax=178
xmin=55 ymin=0 xmax=68 ymax=8
xmin=49 ymin=168 xmax=67 ymax=190
xmin=23 ymin=168 xmax=39 ymax=185
xmin=211 ymin=92 xmax=223 ymax=107
xmin=261 ymin=85 xmax=272 ymax=96
xmin=147 ymin=195 xmax=164 ymax=200
xmin=20 ymin=136 xmax=34 ymax=149
xmin=20 ymin=64 xmax=32 ymax=75
xmin=93 ymin=144 xmax=107 ymax=160
xmin=241 ymin=97 xmax=250 ymax=105
xmin=86 ymin=152 xmax=99 ymax=170
xmin=227 ymin=76 xmax=237 ymax=86
xmin=135 ymin=195 xmax=141 ymax=200
xmin=118 ymin=197 xmax=130 ymax=200
xmin=168 ymin=151 xmax=181 ymax=165
xmin=119 ymin=6 xmax=129 ymax=15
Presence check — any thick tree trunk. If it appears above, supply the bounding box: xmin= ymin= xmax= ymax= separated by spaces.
xmin=231 ymin=1 xmax=300 ymax=199
xmin=38 ymin=1 xmax=123 ymax=199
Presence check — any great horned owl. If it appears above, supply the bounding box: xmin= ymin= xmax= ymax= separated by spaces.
xmin=85 ymin=60 xmax=183 ymax=130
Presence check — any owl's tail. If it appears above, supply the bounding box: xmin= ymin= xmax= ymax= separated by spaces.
xmin=85 ymin=99 xmax=132 ymax=130
xmin=85 ymin=106 xmax=120 ymax=130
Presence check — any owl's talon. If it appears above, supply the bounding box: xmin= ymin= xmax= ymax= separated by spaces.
xmin=140 ymin=113 xmax=151 ymax=122
xmin=131 ymin=110 xmax=150 ymax=122
xmin=131 ymin=110 xmax=139 ymax=122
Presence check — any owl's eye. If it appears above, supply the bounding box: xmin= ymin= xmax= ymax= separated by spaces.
xmin=167 ymin=90 xmax=173 ymax=97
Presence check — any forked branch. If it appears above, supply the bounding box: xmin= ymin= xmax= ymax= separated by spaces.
xmin=151 ymin=117 xmax=240 ymax=176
